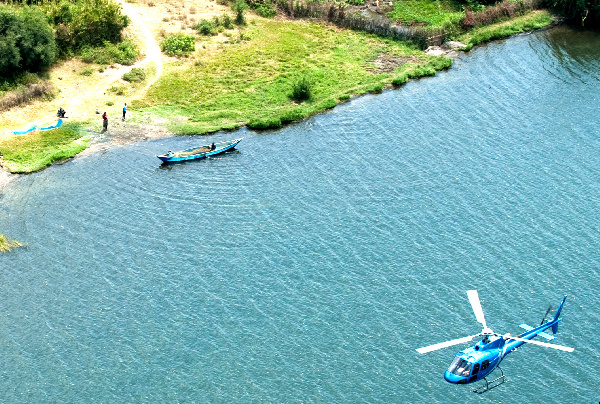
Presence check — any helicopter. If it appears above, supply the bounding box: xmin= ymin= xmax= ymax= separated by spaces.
xmin=416 ymin=290 xmax=574 ymax=393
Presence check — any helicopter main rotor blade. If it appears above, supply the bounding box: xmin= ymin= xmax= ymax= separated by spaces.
xmin=467 ymin=290 xmax=487 ymax=330
xmin=416 ymin=334 xmax=480 ymax=354
xmin=506 ymin=335 xmax=574 ymax=352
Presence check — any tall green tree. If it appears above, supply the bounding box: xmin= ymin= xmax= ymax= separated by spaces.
xmin=548 ymin=0 xmax=600 ymax=25
xmin=46 ymin=0 xmax=130 ymax=55
xmin=0 ymin=4 xmax=55 ymax=78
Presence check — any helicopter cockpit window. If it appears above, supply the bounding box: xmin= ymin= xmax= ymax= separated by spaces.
xmin=448 ymin=357 xmax=472 ymax=376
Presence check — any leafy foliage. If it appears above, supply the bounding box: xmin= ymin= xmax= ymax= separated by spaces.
xmin=160 ymin=33 xmax=195 ymax=57
xmin=122 ymin=67 xmax=146 ymax=82
xmin=256 ymin=1 xmax=277 ymax=18
xmin=0 ymin=5 xmax=56 ymax=79
xmin=290 ymin=77 xmax=312 ymax=102
xmin=547 ymin=0 xmax=600 ymax=26
xmin=388 ymin=0 xmax=464 ymax=29
xmin=80 ymin=39 xmax=137 ymax=65
xmin=196 ymin=19 xmax=217 ymax=35
xmin=458 ymin=10 xmax=553 ymax=48
xmin=45 ymin=0 xmax=130 ymax=56
xmin=232 ymin=0 xmax=248 ymax=25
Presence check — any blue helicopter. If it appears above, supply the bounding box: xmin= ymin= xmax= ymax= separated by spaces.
xmin=416 ymin=290 xmax=574 ymax=393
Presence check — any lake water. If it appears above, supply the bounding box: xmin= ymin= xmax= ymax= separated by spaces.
xmin=1 ymin=26 xmax=599 ymax=403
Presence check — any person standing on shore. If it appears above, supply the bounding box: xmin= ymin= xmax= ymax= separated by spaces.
xmin=122 ymin=103 xmax=127 ymax=121
xmin=102 ymin=111 xmax=108 ymax=132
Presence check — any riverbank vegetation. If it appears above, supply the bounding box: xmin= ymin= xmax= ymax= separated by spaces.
xmin=0 ymin=234 xmax=23 ymax=253
xmin=0 ymin=0 xmax=582 ymax=175
xmin=134 ymin=18 xmax=451 ymax=134
xmin=458 ymin=10 xmax=553 ymax=49
xmin=0 ymin=123 xmax=90 ymax=173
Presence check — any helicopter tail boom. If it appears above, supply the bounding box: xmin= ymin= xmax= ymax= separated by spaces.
xmin=551 ymin=295 xmax=567 ymax=334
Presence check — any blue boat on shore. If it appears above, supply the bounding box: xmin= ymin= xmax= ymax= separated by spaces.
xmin=157 ymin=138 xmax=243 ymax=163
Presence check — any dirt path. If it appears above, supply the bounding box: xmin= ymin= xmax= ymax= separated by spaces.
xmin=0 ymin=0 xmax=227 ymax=142
xmin=0 ymin=0 xmax=232 ymax=189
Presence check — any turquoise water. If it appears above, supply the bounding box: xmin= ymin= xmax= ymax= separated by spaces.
xmin=1 ymin=27 xmax=599 ymax=402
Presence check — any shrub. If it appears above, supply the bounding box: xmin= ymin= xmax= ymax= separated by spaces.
xmin=221 ymin=13 xmax=234 ymax=29
xmin=80 ymin=67 xmax=94 ymax=76
xmin=0 ymin=81 xmax=54 ymax=111
xmin=196 ymin=19 xmax=217 ymax=35
xmin=256 ymin=2 xmax=277 ymax=18
xmin=80 ymin=40 xmax=137 ymax=65
xmin=122 ymin=67 xmax=146 ymax=82
xmin=160 ymin=33 xmax=195 ymax=57
xmin=290 ymin=77 xmax=312 ymax=102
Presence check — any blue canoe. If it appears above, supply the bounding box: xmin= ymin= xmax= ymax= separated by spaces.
xmin=157 ymin=138 xmax=243 ymax=163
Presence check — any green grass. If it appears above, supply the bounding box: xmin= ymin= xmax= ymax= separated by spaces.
xmin=0 ymin=123 xmax=90 ymax=173
xmin=388 ymin=0 xmax=464 ymax=29
xmin=0 ymin=234 xmax=23 ymax=253
xmin=456 ymin=10 xmax=554 ymax=49
xmin=136 ymin=19 xmax=450 ymax=134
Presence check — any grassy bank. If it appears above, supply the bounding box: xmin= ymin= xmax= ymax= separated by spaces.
xmin=0 ymin=234 xmax=23 ymax=253
xmin=133 ymin=18 xmax=451 ymax=134
xmin=0 ymin=123 xmax=90 ymax=173
xmin=457 ymin=10 xmax=554 ymax=50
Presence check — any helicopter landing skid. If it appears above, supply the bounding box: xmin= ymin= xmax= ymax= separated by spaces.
xmin=472 ymin=366 xmax=507 ymax=394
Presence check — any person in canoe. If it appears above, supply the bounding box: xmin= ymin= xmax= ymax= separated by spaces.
xmin=210 ymin=142 xmax=216 ymax=151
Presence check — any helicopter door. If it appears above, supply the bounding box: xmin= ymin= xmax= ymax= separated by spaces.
xmin=468 ymin=363 xmax=480 ymax=382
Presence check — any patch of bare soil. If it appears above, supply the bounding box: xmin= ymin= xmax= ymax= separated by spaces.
xmin=368 ymin=54 xmax=414 ymax=73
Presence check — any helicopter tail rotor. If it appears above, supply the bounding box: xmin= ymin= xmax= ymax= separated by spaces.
xmin=540 ymin=305 xmax=552 ymax=326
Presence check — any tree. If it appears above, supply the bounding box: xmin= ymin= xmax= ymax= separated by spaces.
xmin=19 ymin=6 xmax=56 ymax=72
xmin=0 ymin=5 xmax=56 ymax=78
xmin=548 ymin=0 xmax=600 ymax=26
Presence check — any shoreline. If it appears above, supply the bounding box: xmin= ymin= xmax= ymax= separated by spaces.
xmin=0 ymin=10 xmax=557 ymax=188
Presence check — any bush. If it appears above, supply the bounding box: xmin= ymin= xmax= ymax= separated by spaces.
xmin=221 ymin=13 xmax=234 ymax=29
xmin=256 ymin=2 xmax=277 ymax=18
xmin=0 ymin=81 xmax=54 ymax=111
xmin=122 ymin=67 xmax=146 ymax=82
xmin=196 ymin=19 xmax=217 ymax=35
xmin=290 ymin=77 xmax=312 ymax=102
xmin=0 ymin=5 xmax=56 ymax=79
xmin=160 ymin=33 xmax=195 ymax=57
xmin=80 ymin=39 xmax=137 ymax=65
xmin=80 ymin=67 xmax=94 ymax=76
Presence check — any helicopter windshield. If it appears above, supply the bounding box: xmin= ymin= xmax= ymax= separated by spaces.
xmin=448 ymin=357 xmax=472 ymax=376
